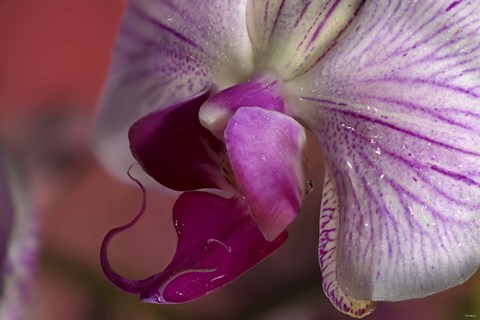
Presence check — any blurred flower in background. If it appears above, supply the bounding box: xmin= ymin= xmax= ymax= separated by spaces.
xmin=0 ymin=1 xmax=479 ymax=320
xmin=0 ymin=145 xmax=37 ymax=320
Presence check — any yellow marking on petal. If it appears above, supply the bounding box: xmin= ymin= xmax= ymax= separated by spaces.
xmin=343 ymin=300 xmax=376 ymax=319
xmin=319 ymin=166 xmax=376 ymax=318
xmin=247 ymin=0 xmax=365 ymax=79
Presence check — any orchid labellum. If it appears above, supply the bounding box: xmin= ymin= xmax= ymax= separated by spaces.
xmin=96 ymin=1 xmax=480 ymax=317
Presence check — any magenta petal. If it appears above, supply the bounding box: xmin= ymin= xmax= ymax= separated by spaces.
xmin=225 ymin=107 xmax=307 ymax=240
xmin=199 ymin=78 xmax=285 ymax=138
xmin=95 ymin=0 xmax=254 ymax=179
xmin=101 ymin=174 xmax=287 ymax=303
xmin=129 ymin=91 xmax=226 ymax=191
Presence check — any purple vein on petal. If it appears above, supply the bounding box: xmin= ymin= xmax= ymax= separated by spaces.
xmin=318 ymin=167 xmax=376 ymax=318
xmin=362 ymin=5 xmax=453 ymax=68
xmin=446 ymin=1 xmax=462 ymax=12
xmin=349 ymin=3 xmax=466 ymax=70
xmin=127 ymin=2 xmax=201 ymax=50
xmin=312 ymin=0 xmax=366 ymax=66
xmin=348 ymin=147 xmax=469 ymax=231
xmin=326 ymin=146 xmax=478 ymax=300
xmin=305 ymin=0 xmax=341 ymax=49
xmin=311 ymin=104 xmax=480 ymax=209
xmin=305 ymin=104 xmax=480 ymax=157
xmin=294 ymin=0 xmax=329 ymax=51
xmin=290 ymin=0 xmax=480 ymax=302
xmin=247 ymin=0 xmax=365 ymax=79
xmin=301 ymin=93 xmax=478 ymax=131
xmin=337 ymin=0 xmax=403 ymax=61
xmin=363 ymin=76 xmax=480 ymax=98
xmin=267 ymin=0 xmax=285 ymax=41
xmin=354 ymin=94 xmax=477 ymax=130
xmin=292 ymin=1 xmax=311 ymax=28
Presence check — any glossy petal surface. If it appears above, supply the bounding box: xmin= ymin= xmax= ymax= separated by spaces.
xmin=292 ymin=0 xmax=480 ymax=301
xmin=246 ymin=0 xmax=365 ymax=79
xmin=319 ymin=167 xmax=375 ymax=318
xmin=101 ymin=178 xmax=287 ymax=303
xmin=96 ymin=0 xmax=254 ymax=179
xmin=225 ymin=107 xmax=307 ymax=240
xmin=129 ymin=91 xmax=226 ymax=191
xmin=199 ymin=77 xmax=285 ymax=138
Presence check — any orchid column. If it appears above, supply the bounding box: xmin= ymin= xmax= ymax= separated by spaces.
xmin=95 ymin=1 xmax=480 ymax=318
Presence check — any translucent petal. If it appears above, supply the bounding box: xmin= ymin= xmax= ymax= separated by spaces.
xmin=246 ymin=0 xmax=365 ymax=79
xmin=319 ymin=166 xmax=375 ymax=318
xmin=291 ymin=0 xmax=480 ymax=301
xmin=95 ymin=0 xmax=254 ymax=180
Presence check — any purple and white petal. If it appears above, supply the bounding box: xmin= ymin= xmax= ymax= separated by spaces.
xmin=246 ymin=0 xmax=365 ymax=79
xmin=319 ymin=167 xmax=375 ymax=318
xmin=0 ymin=148 xmax=37 ymax=319
xmin=225 ymin=107 xmax=307 ymax=240
xmin=129 ymin=91 xmax=226 ymax=191
xmin=291 ymin=0 xmax=480 ymax=301
xmin=101 ymin=175 xmax=287 ymax=303
xmin=95 ymin=0 xmax=255 ymax=180
xmin=199 ymin=77 xmax=285 ymax=139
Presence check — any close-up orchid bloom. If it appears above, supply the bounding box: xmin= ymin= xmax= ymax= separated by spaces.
xmin=95 ymin=0 xmax=480 ymax=318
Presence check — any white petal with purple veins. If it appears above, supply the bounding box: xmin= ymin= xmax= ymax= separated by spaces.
xmin=319 ymin=166 xmax=375 ymax=318
xmin=246 ymin=0 xmax=364 ymax=79
xmin=290 ymin=0 xmax=480 ymax=301
xmin=96 ymin=0 xmax=255 ymax=179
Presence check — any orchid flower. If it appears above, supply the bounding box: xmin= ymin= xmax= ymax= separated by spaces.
xmin=0 ymin=146 xmax=37 ymax=320
xmin=96 ymin=1 xmax=480 ymax=318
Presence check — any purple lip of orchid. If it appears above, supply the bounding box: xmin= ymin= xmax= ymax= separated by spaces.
xmin=97 ymin=0 xmax=480 ymax=318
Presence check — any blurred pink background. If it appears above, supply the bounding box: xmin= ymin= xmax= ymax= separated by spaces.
xmin=0 ymin=1 xmax=479 ymax=319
